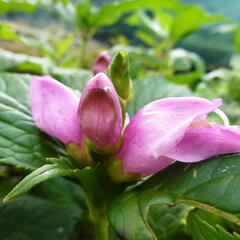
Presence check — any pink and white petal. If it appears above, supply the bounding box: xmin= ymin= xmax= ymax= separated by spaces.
xmin=165 ymin=123 xmax=240 ymax=162
xmin=119 ymin=97 xmax=222 ymax=174
xmin=30 ymin=75 xmax=83 ymax=145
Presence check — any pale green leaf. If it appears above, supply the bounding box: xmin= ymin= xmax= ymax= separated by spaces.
xmin=4 ymin=163 xmax=73 ymax=201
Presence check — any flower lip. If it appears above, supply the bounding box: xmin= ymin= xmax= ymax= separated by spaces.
xmin=79 ymin=88 xmax=121 ymax=148
xmin=78 ymin=73 xmax=122 ymax=151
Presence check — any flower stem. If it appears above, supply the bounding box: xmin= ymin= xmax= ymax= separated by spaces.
xmin=75 ymin=167 xmax=109 ymax=240
xmin=92 ymin=209 xmax=109 ymax=240
xmin=85 ymin=194 xmax=109 ymax=240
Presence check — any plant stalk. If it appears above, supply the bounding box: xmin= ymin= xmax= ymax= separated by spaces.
xmin=75 ymin=168 xmax=109 ymax=240
xmin=84 ymin=194 xmax=109 ymax=240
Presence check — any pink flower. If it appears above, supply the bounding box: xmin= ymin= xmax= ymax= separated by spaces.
xmin=92 ymin=51 xmax=112 ymax=75
xmin=117 ymin=97 xmax=240 ymax=175
xmin=30 ymin=75 xmax=83 ymax=145
xmin=79 ymin=73 xmax=122 ymax=152
xmin=30 ymin=73 xmax=122 ymax=153
xmin=30 ymin=75 xmax=240 ymax=176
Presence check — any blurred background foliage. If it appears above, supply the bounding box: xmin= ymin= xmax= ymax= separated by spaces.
xmin=1 ymin=0 xmax=240 ymax=239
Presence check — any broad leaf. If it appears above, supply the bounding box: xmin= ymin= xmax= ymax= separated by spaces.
xmin=0 ymin=195 xmax=79 ymax=240
xmin=147 ymin=204 xmax=191 ymax=240
xmin=94 ymin=0 xmax=181 ymax=28
xmin=170 ymin=5 xmax=225 ymax=41
xmin=0 ymin=49 xmax=92 ymax=88
xmin=32 ymin=176 xmax=86 ymax=210
xmin=52 ymin=67 xmax=92 ymax=92
xmin=187 ymin=210 xmax=240 ymax=240
xmin=0 ymin=49 xmax=53 ymax=74
xmin=73 ymin=0 xmax=181 ymax=32
xmin=108 ymin=192 xmax=154 ymax=240
xmin=0 ymin=22 xmax=20 ymax=41
xmin=0 ymin=0 xmax=43 ymax=14
xmin=4 ymin=162 xmax=73 ymax=201
xmin=126 ymin=11 xmax=168 ymax=42
xmin=108 ymin=154 xmax=240 ymax=239
xmin=167 ymin=48 xmax=205 ymax=86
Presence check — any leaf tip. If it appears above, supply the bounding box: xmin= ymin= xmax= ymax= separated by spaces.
xmin=3 ymin=196 xmax=10 ymax=202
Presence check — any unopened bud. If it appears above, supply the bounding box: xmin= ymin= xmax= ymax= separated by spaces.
xmin=92 ymin=51 xmax=112 ymax=75
xmin=79 ymin=73 xmax=123 ymax=154
xmin=108 ymin=51 xmax=134 ymax=103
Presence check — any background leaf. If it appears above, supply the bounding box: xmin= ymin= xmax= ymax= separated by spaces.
xmin=127 ymin=73 xmax=192 ymax=116
xmin=187 ymin=209 xmax=240 ymax=240
xmin=170 ymin=6 xmax=225 ymax=41
xmin=0 ymin=195 xmax=80 ymax=240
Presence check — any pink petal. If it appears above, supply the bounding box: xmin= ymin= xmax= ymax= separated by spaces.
xmin=30 ymin=75 xmax=83 ymax=145
xmin=79 ymin=73 xmax=122 ymax=151
xmin=165 ymin=123 xmax=240 ymax=162
xmin=92 ymin=51 xmax=112 ymax=75
xmin=118 ymin=97 xmax=222 ymax=174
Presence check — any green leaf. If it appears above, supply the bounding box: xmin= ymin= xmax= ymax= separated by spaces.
xmin=127 ymin=73 xmax=192 ymax=116
xmin=0 ymin=22 xmax=20 ymax=41
xmin=108 ymin=154 xmax=240 ymax=239
xmin=170 ymin=5 xmax=225 ymax=41
xmin=140 ymin=154 xmax=240 ymax=214
xmin=74 ymin=0 xmax=180 ymax=32
xmin=0 ymin=73 xmax=30 ymax=106
xmin=32 ymin=177 xmax=86 ymax=210
xmin=94 ymin=0 xmax=153 ymax=28
xmin=55 ymin=34 xmax=74 ymax=58
xmin=147 ymin=204 xmax=191 ymax=239
xmin=127 ymin=11 xmax=168 ymax=43
xmin=52 ymin=2 xmax=76 ymax=25
xmin=0 ymin=195 xmax=79 ymax=240
xmin=0 ymin=49 xmax=53 ymax=74
xmin=0 ymin=49 xmax=92 ymax=90
xmin=0 ymin=73 xmax=63 ymax=169
xmin=0 ymin=0 xmax=43 ymax=14
xmin=4 ymin=163 xmax=73 ymax=201
xmin=108 ymin=192 xmax=155 ymax=240
xmin=167 ymin=48 xmax=205 ymax=86
xmin=187 ymin=210 xmax=240 ymax=240
xmin=75 ymin=0 xmax=94 ymax=30
xmin=52 ymin=67 xmax=92 ymax=92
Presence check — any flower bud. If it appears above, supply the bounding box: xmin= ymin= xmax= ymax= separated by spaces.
xmin=79 ymin=73 xmax=122 ymax=153
xmin=108 ymin=51 xmax=134 ymax=103
xmin=92 ymin=51 xmax=112 ymax=75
